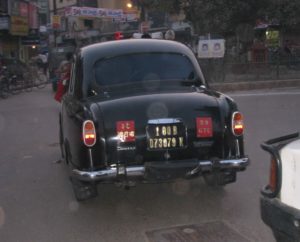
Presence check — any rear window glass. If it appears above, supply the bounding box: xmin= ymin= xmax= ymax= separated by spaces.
xmin=93 ymin=53 xmax=196 ymax=87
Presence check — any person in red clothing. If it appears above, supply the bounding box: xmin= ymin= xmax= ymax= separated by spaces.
xmin=54 ymin=53 xmax=72 ymax=102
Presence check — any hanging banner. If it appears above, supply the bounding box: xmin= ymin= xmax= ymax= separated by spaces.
xmin=198 ymin=39 xmax=225 ymax=59
xmin=52 ymin=15 xmax=61 ymax=29
xmin=19 ymin=2 xmax=28 ymax=17
xmin=65 ymin=7 xmax=123 ymax=19
xmin=29 ymin=3 xmax=38 ymax=29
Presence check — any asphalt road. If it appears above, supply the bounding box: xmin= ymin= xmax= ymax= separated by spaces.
xmin=0 ymin=86 xmax=300 ymax=242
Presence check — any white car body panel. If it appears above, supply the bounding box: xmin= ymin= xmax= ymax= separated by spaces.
xmin=280 ymin=139 xmax=300 ymax=210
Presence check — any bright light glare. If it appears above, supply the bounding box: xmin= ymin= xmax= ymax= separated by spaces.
xmin=126 ymin=2 xmax=132 ymax=8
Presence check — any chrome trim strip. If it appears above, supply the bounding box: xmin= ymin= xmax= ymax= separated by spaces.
xmin=197 ymin=158 xmax=249 ymax=170
xmin=218 ymin=158 xmax=249 ymax=166
xmin=72 ymin=166 xmax=145 ymax=182
xmin=148 ymin=118 xmax=181 ymax=124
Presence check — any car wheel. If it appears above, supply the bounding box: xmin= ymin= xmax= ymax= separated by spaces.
xmin=70 ymin=178 xmax=98 ymax=201
xmin=204 ymin=171 xmax=236 ymax=186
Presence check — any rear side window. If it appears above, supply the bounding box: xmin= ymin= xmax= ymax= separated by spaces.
xmin=94 ymin=53 xmax=196 ymax=87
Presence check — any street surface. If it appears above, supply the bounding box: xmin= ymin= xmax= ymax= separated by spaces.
xmin=0 ymin=85 xmax=300 ymax=242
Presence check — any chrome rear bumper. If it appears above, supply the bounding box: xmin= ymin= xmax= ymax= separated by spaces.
xmin=72 ymin=157 xmax=249 ymax=182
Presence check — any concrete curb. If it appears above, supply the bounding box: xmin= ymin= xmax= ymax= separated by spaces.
xmin=210 ymin=79 xmax=300 ymax=92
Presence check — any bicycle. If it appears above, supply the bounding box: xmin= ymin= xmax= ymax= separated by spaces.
xmin=0 ymin=74 xmax=9 ymax=98
xmin=0 ymin=66 xmax=19 ymax=98
xmin=24 ymin=61 xmax=48 ymax=89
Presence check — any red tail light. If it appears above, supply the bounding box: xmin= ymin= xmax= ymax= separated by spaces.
xmin=116 ymin=120 xmax=135 ymax=142
xmin=82 ymin=120 xmax=96 ymax=147
xmin=268 ymin=158 xmax=277 ymax=193
xmin=232 ymin=112 xmax=244 ymax=136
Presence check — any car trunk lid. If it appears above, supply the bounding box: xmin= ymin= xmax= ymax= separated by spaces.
xmin=94 ymin=91 xmax=224 ymax=164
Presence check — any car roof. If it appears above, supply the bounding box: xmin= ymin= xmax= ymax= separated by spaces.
xmin=80 ymin=39 xmax=196 ymax=61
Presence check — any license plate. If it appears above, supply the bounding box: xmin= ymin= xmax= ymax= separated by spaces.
xmin=146 ymin=120 xmax=186 ymax=150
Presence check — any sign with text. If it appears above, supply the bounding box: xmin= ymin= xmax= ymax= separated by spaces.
xmin=266 ymin=30 xmax=279 ymax=48
xmin=10 ymin=16 xmax=28 ymax=36
xmin=52 ymin=15 xmax=61 ymax=29
xmin=198 ymin=39 xmax=225 ymax=59
xmin=21 ymin=28 xmax=40 ymax=45
xmin=65 ymin=6 xmax=123 ymax=19
xmin=0 ymin=16 xmax=9 ymax=30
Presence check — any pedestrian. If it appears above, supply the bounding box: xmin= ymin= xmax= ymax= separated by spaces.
xmin=54 ymin=52 xmax=73 ymax=102
xmin=284 ymin=40 xmax=293 ymax=68
xmin=38 ymin=51 xmax=48 ymax=75
xmin=284 ymin=40 xmax=292 ymax=55
xmin=141 ymin=32 xmax=152 ymax=39
xmin=56 ymin=52 xmax=72 ymax=78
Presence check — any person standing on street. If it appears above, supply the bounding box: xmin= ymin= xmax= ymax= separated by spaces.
xmin=38 ymin=51 xmax=48 ymax=75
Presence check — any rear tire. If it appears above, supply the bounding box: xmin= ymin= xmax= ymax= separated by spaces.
xmin=70 ymin=178 xmax=98 ymax=201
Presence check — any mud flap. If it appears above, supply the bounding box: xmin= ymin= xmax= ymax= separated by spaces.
xmin=204 ymin=171 xmax=236 ymax=186
xmin=70 ymin=178 xmax=98 ymax=201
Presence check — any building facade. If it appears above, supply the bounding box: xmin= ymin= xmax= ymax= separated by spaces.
xmin=0 ymin=0 xmax=41 ymax=62
xmin=49 ymin=0 xmax=139 ymax=47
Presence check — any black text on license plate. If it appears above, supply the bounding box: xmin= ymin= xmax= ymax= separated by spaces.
xmin=147 ymin=123 xmax=186 ymax=150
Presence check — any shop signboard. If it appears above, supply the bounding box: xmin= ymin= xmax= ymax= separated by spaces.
xmin=21 ymin=28 xmax=40 ymax=45
xmin=10 ymin=16 xmax=28 ymax=36
xmin=266 ymin=30 xmax=279 ymax=48
xmin=0 ymin=16 xmax=9 ymax=30
xmin=124 ymin=11 xmax=139 ymax=22
xmin=198 ymin=39 xmax=225 ymax=59
xmin=10 ymin=1 xmax=19 ymax=15
xmin=38 ymin=0 xmax=48 ymax=14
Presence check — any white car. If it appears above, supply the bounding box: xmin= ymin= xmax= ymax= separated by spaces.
xmin=260 ymin=133 xmax=300 ymax=241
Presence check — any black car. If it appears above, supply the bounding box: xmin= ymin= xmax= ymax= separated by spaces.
xmin=59 ymin=39 xmax=249 ymax=201
xmin=260 ymin=133 xmax=300 ymax=242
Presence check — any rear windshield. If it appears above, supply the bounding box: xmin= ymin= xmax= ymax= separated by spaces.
xmin=93 ymin=53 xmax=198 ymax=88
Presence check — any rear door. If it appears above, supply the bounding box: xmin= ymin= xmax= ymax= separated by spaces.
xmin=61 ymin=55 xmax=85 ymax=168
